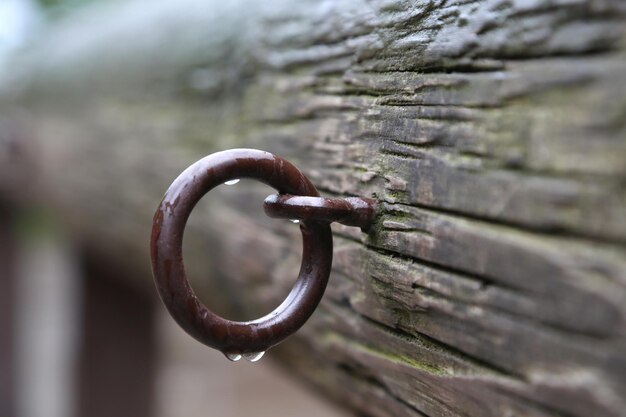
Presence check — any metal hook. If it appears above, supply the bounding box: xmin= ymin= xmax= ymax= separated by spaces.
xmin=150 ymin=148 xmax=376 ymax=361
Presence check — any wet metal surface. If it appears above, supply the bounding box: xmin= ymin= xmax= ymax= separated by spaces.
xmin=150 ymin=148 xmax=376 ymax=359
xmin=264 ymin=194 xmax=376 ymax=232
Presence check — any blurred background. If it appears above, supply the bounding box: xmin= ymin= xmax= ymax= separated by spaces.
xmin=0 ymin=1 xmax=349 ymax=416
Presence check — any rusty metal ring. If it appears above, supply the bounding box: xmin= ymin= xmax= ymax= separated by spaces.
xmin=150 ymin=149 xmax=332 ymax=360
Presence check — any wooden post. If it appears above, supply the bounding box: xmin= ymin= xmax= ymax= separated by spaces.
xmin=1 ymin=1 xmax=625 ymax=416
xmin=0 ymin=204 xmax=17 ymax=417
xmin=77 ymin=254 xmax=156 ymax=417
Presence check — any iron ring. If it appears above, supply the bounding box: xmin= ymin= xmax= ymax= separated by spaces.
xmin=150 ymin=149 xmax=333 ymax=359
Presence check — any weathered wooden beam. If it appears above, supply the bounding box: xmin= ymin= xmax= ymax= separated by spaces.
xmin=2 ymin=0 xmax=625 ymax=416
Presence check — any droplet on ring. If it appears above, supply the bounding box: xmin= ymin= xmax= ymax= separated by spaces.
xmin=224 ymin=352 xmax=242 ymax=362
xmin=243 ymin=351 xmax=265 ymax=362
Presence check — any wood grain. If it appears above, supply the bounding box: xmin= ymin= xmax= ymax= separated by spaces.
xmin=2 ymin=0 xmax=625 ymax=416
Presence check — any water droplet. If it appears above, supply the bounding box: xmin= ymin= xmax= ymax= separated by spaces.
xmin=243 ymin=351 xmax=265 ymax=362
xmin=290 ymin=219 xmax=300 ymax=224
xmin=224 ymin=352 xmax=242 ymax=362
xmin=224 ymin=179 xmax=240 ymax=186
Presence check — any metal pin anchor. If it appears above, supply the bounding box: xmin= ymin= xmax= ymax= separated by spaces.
xmin=264 ymin=194 xmax=376 ymax=232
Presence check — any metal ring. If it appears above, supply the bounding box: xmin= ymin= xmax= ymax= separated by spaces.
xmin=150 ymin=149 xmax=333 ymax=359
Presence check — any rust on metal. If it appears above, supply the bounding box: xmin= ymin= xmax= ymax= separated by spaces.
xmin=264 ymin=194 xmax=376 ymax=232
xmin=150 ymin=148 xmax=376 ymax=360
